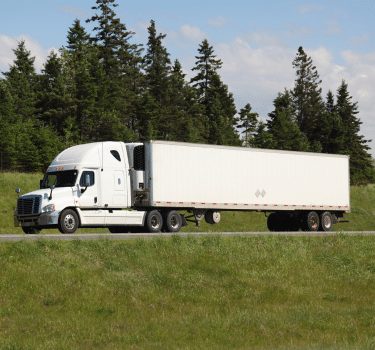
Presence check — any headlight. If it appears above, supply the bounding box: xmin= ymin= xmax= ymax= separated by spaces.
xmin=42 ymin=204 xmax=55 ymax=213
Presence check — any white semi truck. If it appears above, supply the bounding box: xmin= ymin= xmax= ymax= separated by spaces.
xmin=14 ymin=140 xmax=350 ymax=234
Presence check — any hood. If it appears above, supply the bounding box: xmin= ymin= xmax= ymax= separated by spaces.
xmin=19 ymin=187 xmax=75 ymax=202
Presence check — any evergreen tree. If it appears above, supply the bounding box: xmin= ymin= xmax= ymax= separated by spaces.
xmin=86 ymin=0 xmax=138 ymax=141
xmin=190 ymin=39 xmax=240 ymax=145
xmin=62 ymin=19 xmax=98 ymax=144
xmin=267 ymin=90 xmax=310 ymax=151
xmin=142 ymin=20 xmax=172 ymax=140
xmin=2 ymin=40 xmax=38 ymax=122
xmin=320 ymin=90 xmax=345 ymax=154
xmin=166 ymin=59 xmax=205 ymax=142
xmin=237 ymin=103 xmax=259 ymax=147
xmin=252 ymin=121 xmax=274 ymax=149
xmin=335 ymin=80 xmax=375 ymax=185
xmin=291 ymin=46 xmax=325 ymax=151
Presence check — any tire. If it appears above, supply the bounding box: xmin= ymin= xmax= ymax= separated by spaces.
xmin=306 ymin=211 xmax=319 ymax=232
xmin=267 ymin=213 xmax=278 ymax=232
xmin=146 ymin=210 xmax=163 ymax=233
xmin=320 ymin=212 xmax=333 ymax=232
xmin=22 ymin=226 xmax=41 ymax=234
xmin=165 ymin=211 xmax=182 ymax=233
xmin=58 ymin=209 xmax=79 ymax=234
xmin=205 ymin=210 xmax=221 ymax=225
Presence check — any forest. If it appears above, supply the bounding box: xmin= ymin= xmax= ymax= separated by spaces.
xmin=0 ymin=0 xmax=373 ymax=185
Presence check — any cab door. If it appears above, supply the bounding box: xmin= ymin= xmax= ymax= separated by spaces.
xmin=77 ymin=170 xmax=98 ymax=208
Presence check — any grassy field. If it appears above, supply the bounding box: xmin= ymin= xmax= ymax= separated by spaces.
xmin=0 ymin=234 xmax=375 ymax=349
xmin=1 ymin=172 xmax=375 ymax=349
xmin=1 ymin=172 xmax=375 ymax=234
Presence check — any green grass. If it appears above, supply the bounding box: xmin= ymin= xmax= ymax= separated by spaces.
xmin=1 ymin=172 xmax=375 ymax=234
xmin=0 ymin=234 xmax=375 ymax=349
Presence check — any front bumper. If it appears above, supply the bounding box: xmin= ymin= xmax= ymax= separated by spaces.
xmin=14 ymin=211 xmax=60 ymax=227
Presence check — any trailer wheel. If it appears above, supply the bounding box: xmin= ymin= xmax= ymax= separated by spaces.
xmin=22 ymin=226 xmax=41 ymax=234
xmin=165 ymin=211 xmax=182 ymax=233
xmin=267 ymin=213 xmax=278 ymax=231
xmin=205 ymin=210 xmax=221 ymax=225
xmin=58 ymin=209 xmax=79 ymax=234
xmin=306 ymin=211 xmax=319 ymax=232
xmin=320 ymin=212 xmax=333 ymax=232
xmin=146 ymin=210 xmax=163 ymax=233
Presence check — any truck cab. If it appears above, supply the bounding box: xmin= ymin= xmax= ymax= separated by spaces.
xmin=14 ymin=141 xmax=148 ymax=234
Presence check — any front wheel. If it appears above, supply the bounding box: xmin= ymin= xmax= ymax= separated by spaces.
xmin=58 ymin=209 xmax=79 ymax=234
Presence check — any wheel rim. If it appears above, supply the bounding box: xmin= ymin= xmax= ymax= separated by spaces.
xmin=323 ymin=215 xmax=331 ymax=229
xmin=170 ymin=215 xmax=179 ymax=229
xmin=64 ymin=214 xmax=75 ymax=230
xmin=151 ymin=215 xmax=161 ymax=229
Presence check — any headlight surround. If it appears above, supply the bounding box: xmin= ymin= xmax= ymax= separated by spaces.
xmin=42 ymin=204 xmax=55 ymax=213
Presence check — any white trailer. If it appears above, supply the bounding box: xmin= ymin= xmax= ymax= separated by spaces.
xmin=14 ymin=140 xmax=350 ymax=234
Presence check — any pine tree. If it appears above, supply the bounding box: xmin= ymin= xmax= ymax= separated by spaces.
xmin=166 ymin=59 xmax=205 ymax=142
xmin=267 ymin=90 xmax=310 ymax=151
xmin=2 ymin=40 xmax=38 ymax=122
xmin=320 ymin=90 xmax=345 ymax=154
xmin=335 ymin=80 xmax=375 ymax=185
xmin=62 ymin=19 xmax=98 ymax=143
xmin=190 ymin=39 xmax=240 ymax=146
xmin=291 ymin=46 xmax=325 ymax=151
xmin=86 ymin=0 xmax=138 ymax=141
xmin=252 ymin=121 xmax=274 ymax=149
xmin=142 ymin=20 xmax=172 ymax=140
xmin=237 ymin=103 xmax=259 ymax=147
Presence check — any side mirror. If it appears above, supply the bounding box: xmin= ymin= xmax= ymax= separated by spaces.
xmin=15 ymin=188 xmax=21 ymax=198
xmin=40 ymin=180 xmax=43 ymax=189
xmin=49 ymin=185 xmax=55 ymax=200
xmin=85 ymin=174 xmax=90 ymax=187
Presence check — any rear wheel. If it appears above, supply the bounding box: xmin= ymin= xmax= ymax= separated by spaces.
xmin=320 ymin=212 xmax=333 ymax=232
xmin=305 ymin=211 xmax=319 ymax=232
xmin=164 ymin=210 xmax=182 ymax=233
xmin=58 ymin=209 xmax=79 ymax=234
xmin=22 ymin=226 xmax=41 ymax=234
xmin=146 ymin=210 xmax=163 ymax=233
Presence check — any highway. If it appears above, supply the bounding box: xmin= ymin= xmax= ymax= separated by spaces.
xmin=0 ymin=231 xmax=375 ymax=241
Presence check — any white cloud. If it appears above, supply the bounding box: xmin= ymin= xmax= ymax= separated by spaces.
xmin=283 ymin=23 xmax=315 ymax=38
xmin=323 ymin=20 xmax=343 ymax=35
xmin=180 ymin=24 xmax=207 ymax=43
xmin=0 ymin=35 xmax=59 ymax=74
xmin=207 ymin=16 xmax=228 ymax=28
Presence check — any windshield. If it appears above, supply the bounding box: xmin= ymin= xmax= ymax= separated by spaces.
xmin=41 ymin=170 xmax=78 ymax=189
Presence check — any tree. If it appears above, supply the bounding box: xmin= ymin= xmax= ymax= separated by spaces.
xmin=86 ymin=0 xmax=138 ymax=141
xmin=320 ymin=90 xmax=345 ymax=154
xmin=237 ymin=103 xmax=259 ymax=147
xmin=252 ymin=121 xmax=274 ymax=149
xmin=291 ymin=46 xmax=325 ymax=151
xmin=267 ymin=90 xmax=310 ymax=152
xmin=335 ymin=80 xmax=375 ymax=185
xmin=190 ymin=39 xmax=240 ymax=146
xmin=142 ymin=20 xmax=172 ymax=139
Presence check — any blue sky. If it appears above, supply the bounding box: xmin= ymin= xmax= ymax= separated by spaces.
xmin=1 ymin=0 xmax=374 ymax=154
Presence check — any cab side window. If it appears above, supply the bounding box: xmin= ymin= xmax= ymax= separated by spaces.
xmin=80 ymin=171 xmax=95 ymax=186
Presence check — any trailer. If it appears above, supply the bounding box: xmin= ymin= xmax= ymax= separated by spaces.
xmin=14 ymin=140 xmax=350 ymax=234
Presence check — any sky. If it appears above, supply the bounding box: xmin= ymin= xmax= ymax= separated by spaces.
xmin=1 ymin=0 xmax=374 ymax=155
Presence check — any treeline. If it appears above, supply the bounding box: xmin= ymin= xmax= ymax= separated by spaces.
xmin=0 ymin=0 xmax=373 ymax=185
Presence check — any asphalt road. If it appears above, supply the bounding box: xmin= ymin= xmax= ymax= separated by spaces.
xmin=0 ymin=231 xmax=375 ymax=241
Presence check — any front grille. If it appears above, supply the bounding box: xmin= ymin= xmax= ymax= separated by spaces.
xmin=17 ymin=196 xmax=41 ymax=215
xmin=134 ymin=145 xmax=145 ymax=171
